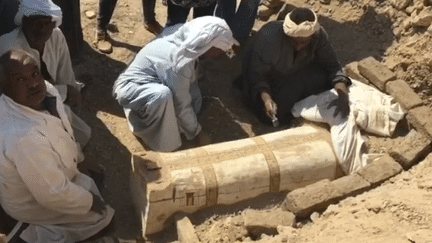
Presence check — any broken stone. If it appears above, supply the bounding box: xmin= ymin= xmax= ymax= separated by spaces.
xmin=310 ymin=212 xmax=320 ymax=222
xmin=320 ymin=0 xmax=330 ymax=4
xmin=85 ymin=10 xmax=96 ymax=19
xmin=390 ymin=0 xmax=412 ymax=10
xmin=243 ymin=208 xmax=296 ymax=237
xmin=175 ymin=214 xmax=200 ymax=243
xmin=411 ymin=6 xmax=432 ymax=26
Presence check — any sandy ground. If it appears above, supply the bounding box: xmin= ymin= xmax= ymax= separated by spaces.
xmin=73 ymin=0 xmax=432 ymax=242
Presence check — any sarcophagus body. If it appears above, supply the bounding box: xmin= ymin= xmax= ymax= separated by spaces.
xmin=130 ymin=124 xmax=341 ymax=235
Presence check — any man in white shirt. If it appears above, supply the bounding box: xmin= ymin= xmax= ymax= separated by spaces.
xmin=0 ymin=49 xmax=114 ymax=243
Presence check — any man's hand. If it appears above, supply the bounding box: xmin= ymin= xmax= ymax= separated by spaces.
xmin=261 ymin=90 xmax=277 ymax=119
xmin=327 ymin=82 xmax=350 ymax=118
xmin=197 ymin=130 xmax=211 ymax=147
xmin=65 ymin=85 xmax=82 ymax=109
xmin=90 ymin=192 xmax=106 ymax=215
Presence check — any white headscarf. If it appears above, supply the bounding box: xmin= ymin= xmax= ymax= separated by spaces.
xmin=162 ymin=16 xmax=239 ymax=72
xmin=283 ymin=10 xmax=320 ymax=38
xmin=14 ymin=0 xmax=63 ymax=28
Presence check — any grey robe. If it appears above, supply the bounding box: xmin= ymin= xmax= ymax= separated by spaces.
xmin=241 ymin=21 xmax=350 ymax=125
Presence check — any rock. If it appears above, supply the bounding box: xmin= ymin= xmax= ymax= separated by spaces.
xmin=85 ymin=10 xmax=96 ymax=19
xmin=310 ymin=212 xmax=320 ymax=222
xmin=402 ymin=18 xmax=412 ymax=30
xmin=320 ymin=0 xmax=330 ymax=4
xmin=258 ymin=5 xmax=274 ymax=20
xmin=282 ymin=179 xmax=343 ymax=217
xmin=358 ymin=56 xmax=397 ymax=92
xmin=356 ymin=155 xmax=403 ymax=186
xmin=330 ymin=173 xmax=371 ymax=198
xmin=390 ymin=0 xmax=412 ymax=10
xmin=385 ymin=79 xmax=424 ymax=110
xmin=345 ymin=61 xmax=370 ymax=84
xmin=407 ymin=106 xmax=432 ymax=140
xmin=175 ymin=214 xmax=200 ymax=243
xmin=427 ymin=24 xmax=432 ymax=35
xmin=388 ymin=129 xmax=431 ymax=169
xmin=406 ymin=229 xmax=432 ymax=243
xmin=411 ymin=6 xmax=432 ymax=26
xmin=243 ymin=208 xmax=296 ymax=237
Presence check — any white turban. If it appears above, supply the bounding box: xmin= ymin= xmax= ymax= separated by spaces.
xmin=162 ymin=16 xmax=240 ymax=72
xmin=14 ymin=0 xmax=63 ymax=28
xmin=283 ymin=10 xmax=320 ymax=38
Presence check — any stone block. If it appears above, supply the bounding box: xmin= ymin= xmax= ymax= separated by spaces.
xmin=281 ymin=179 xmax=342 ymax=217
xmin=386 ymin=80 xmax=423 ymax=110
xmin=358 ymin=57 xmax=396 ymax=92
xmin=389 ymin=129 xmax=432 ymax=169
xmin=330 ymin=173 xmax=371 ymax=198
xmin=356 ymin=155 xmax=403 ymax=186
xmin=175 ymin=214 xmax=200 ymax=243
xmin=407 ymin=106 xmax=432 ymax=140
xmin=244 ymin=208 xmax=295 ymax=237
xmin=345 ymin=61 xmax=369 ymax=84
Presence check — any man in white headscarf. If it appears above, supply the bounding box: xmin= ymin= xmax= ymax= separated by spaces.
xmin=0 ymin=0 xmax=91 ymax=148
xmin=113 ymin=16 xmax=239 ymax=152
xmin=240 ymin=7 xmax=351 ymax=127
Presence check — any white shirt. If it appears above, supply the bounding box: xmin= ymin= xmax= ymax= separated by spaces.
xmin=0 ymin=82 xmax=92 ymax=222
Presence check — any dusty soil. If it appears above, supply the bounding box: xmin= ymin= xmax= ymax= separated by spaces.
xmin=74 ymin=0 xmax=432 ymax=242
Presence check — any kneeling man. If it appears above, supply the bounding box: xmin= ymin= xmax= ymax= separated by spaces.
xmin=0 ymin=49 xmax=114 ymax=243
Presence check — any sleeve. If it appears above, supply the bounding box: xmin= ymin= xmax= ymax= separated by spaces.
xmin=6 ymin=134 xmax=93 ymax=215
xmin=161 ymin=64 xmax=202 ymax=140
xmin=244 ymin=24 xmax=281 ymax=103
xmin=314 ymin=28 xmax=351 ymax=87
xmin=53 ymin=29 xmax=82 ymax=91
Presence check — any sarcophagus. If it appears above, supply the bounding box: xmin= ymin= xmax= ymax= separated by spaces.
xmin=130 ymin=124 xmax=341 ymax=235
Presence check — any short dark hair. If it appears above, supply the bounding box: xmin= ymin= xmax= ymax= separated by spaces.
xmin=290 ymin=8 xmax=316 ymax=25
xmin=0 ymin=49 xmax=38 ymax=90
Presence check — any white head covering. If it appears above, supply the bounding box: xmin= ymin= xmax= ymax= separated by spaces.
xmin=283 ymin=9 xmax=320 ymax=38
xmin=14 ymin=0 xmax=63 ymax=28
xmin=162 ymin=16 xmax=239 ymax=72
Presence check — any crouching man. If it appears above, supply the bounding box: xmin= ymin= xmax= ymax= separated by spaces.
xmin=0 ymin=49 xmax=114 ymax=243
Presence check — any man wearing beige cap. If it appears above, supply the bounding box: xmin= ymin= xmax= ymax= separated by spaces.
xmin=240 ymin=7 xmax=351 ymax=127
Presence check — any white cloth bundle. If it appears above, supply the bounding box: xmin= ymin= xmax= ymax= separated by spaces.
xmin=292 ymin=80 xmax=406 ymax=174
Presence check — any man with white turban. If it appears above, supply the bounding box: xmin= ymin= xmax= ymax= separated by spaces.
xmin=0 ymin=0 xmax=91 ymax=148
xmin=113 ymin=16 xmax=239 ymax=152
xmin=240 ymin=7 xmax=351 ymax=126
